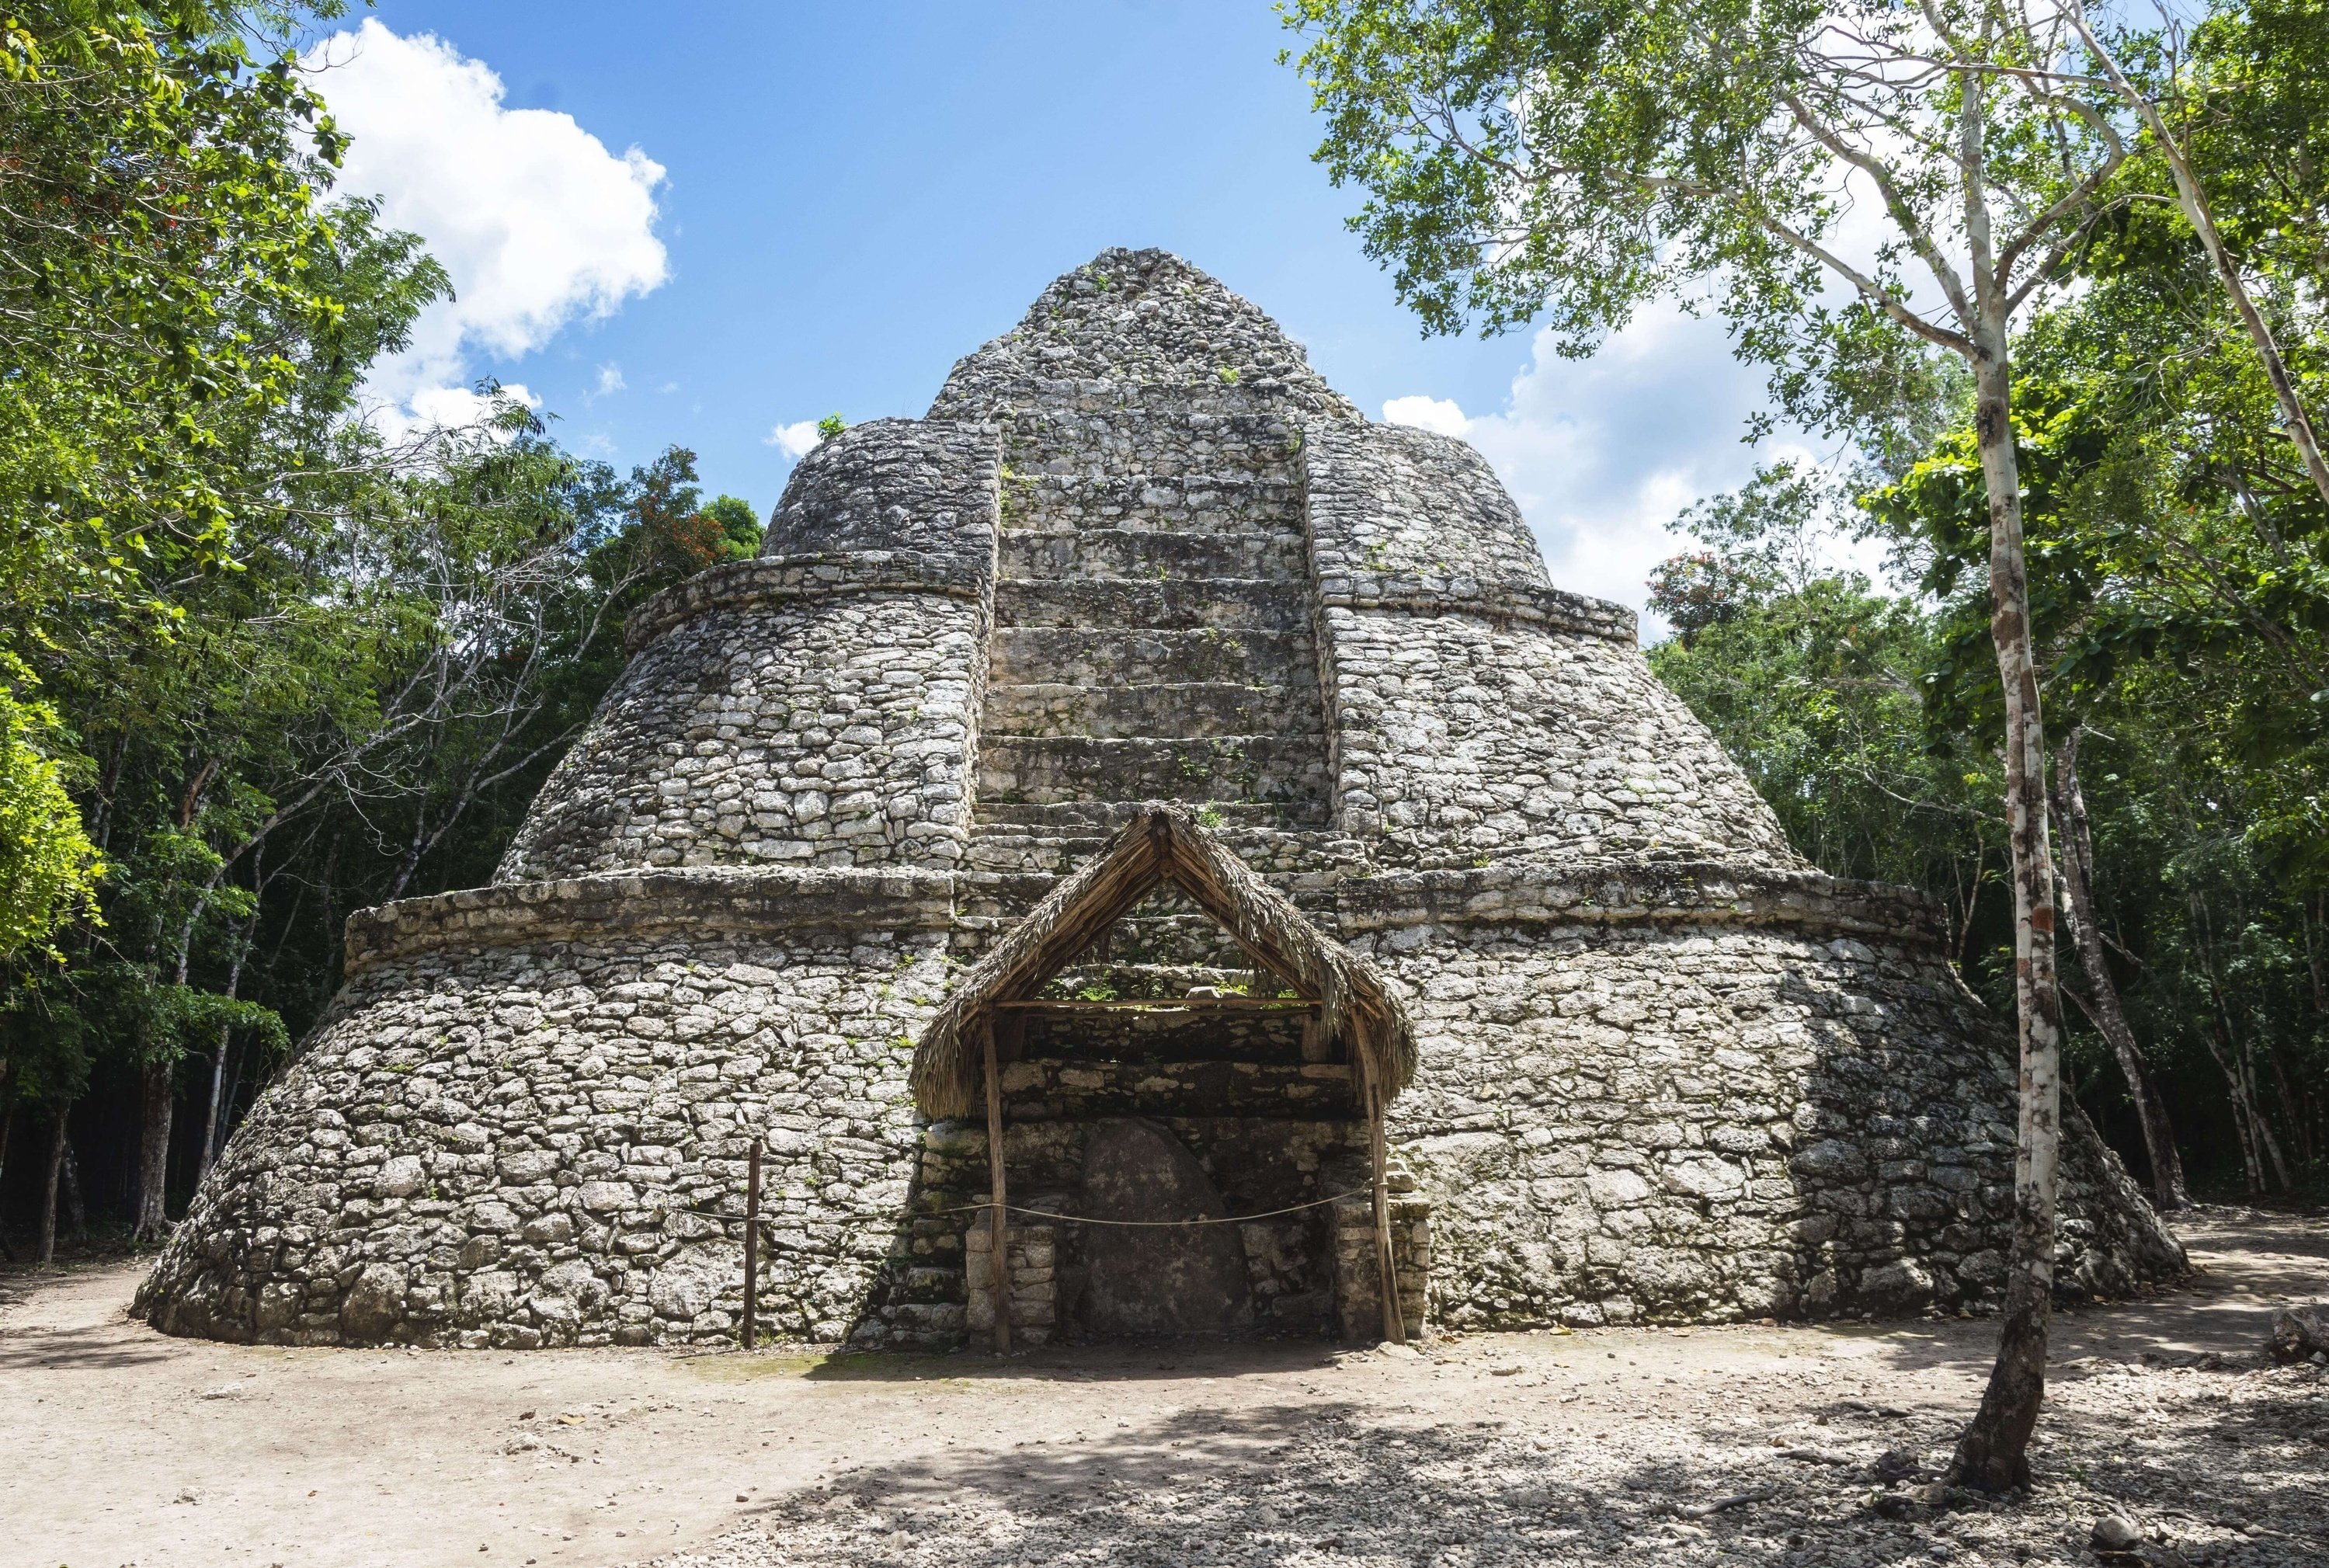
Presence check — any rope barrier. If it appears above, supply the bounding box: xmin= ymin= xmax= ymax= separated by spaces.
xmin=659 ymin=1187 xmax=1371 ymax=1232
xmin=990 ymin=1189 xmax=1371 ymax=1228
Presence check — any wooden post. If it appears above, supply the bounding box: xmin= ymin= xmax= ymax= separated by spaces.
xmin=740 ymin=1136 xmax=762 ymax=1351
xmin=982 ymin=1019 xmax=1012 ymax=1353
xmin=1361 ymin=1038 xmax=1406 ymax=1345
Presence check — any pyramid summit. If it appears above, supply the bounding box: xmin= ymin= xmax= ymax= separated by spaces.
xmin=137 ymin=249 xmax=2181 ymax=1349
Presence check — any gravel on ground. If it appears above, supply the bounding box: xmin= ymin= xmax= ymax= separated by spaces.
xmin=3 ymin=1208 xmax=2321 ymax=1568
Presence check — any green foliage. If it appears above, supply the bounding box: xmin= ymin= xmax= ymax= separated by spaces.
xmin=1648 ymin=468 xmax=2001 ymax=902
xmin=0 ymin=5 xmax=766 ymax=1226
xmin=0 ymin=657 xmax=103 ymax=959
xmin=815 ymin=413 xmax=846 ymax=442
xmin=701 ymin=495 xmax=763 ymax=559
xmin=1653 ymin=448 xmax=2326 ymax=1192
xmin=0 ymin=1 xmax=397 ymax=653
xmin=1281 ymin=0 xmax=2327 ymax=1195
xmin=588 ymin=448 xmax=759 ymax=588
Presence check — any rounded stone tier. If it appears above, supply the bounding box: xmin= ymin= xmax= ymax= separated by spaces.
xmin=137 ymin=249 xmax=2185 ymax=1349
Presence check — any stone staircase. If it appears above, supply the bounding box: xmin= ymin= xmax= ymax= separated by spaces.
xmin=967 ymin=402 xmax=1344 ymax=909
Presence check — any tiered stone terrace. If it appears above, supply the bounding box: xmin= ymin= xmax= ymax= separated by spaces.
xmin=134 ymin=249 xmax=2186 ymax=1353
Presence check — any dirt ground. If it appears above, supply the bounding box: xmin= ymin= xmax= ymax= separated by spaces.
xmin=3 ymin=1210 xmax=2323 ymax=1568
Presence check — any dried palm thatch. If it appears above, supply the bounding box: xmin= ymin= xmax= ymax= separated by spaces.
xmin=912 ymin=804 xmax=1417 ymax=1119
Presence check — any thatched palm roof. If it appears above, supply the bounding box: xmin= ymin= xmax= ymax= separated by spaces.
xmin=912 ymin=805 xmax=1417 ymax=1120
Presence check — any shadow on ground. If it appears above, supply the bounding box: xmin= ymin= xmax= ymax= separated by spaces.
xmin=645 ymin=1209 xmax=2328 ymax=1568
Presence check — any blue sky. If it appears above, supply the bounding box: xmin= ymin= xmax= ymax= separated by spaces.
xmin=313 ymin=2 xmax=1812 ymax=614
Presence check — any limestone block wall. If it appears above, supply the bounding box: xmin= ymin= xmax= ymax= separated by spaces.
xmin=495 ymin=591 xmax=988 ymax=878
xmin=1301 ymin=420 xmax=1803 ymax=870
xmin=1330 ymin=881 xmax=2185 ymax=1327
xmin=135 ymin=248 xmax=2188 ymax=1357
xmin=926 ymin=246 xmax=1361 ymax=428
xmin=134 ymin=872 xmax=953 ymax=1348
xmin=495 ymin=420 xmax=998 ymax=881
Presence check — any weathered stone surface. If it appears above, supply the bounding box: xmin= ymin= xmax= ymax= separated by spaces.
xmin=2268 ymin=1302 xmax=2329 ymax=1363
xmin=136 ymin=247 xmax=2185 ymax=1352
xmin=1072 ymin=1119 xmax=1253 ymax=1337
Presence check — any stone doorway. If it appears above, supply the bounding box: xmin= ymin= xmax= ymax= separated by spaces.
xmin=911 ymin=806 xmax=1427 ymax=1351
xmin=972 ymin=993 xmax=1373 ymax=1344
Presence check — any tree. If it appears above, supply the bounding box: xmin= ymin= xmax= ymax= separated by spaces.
xmin=2065 ymin=1 xmax=2329 ymax=507
xmin=1282 ymin=0 xmax=2160 ymax=1485
xmin=0 ymin=1 xmax=362 ymax=644
xmin=1869 ymin=283 xmax=2326 ymax=1201
xmin=0 ymin=661 xmax=103 ymax=959
xmin=1649 ymin=464 xmax=2007 ymax=929
xmin=1 ymin=1 xmax=378 ymax=963
xmin=1 ymin=3 xmax=768 ymax=1250
xmin=2050 ymin=726 xmax=2188 ymax=1207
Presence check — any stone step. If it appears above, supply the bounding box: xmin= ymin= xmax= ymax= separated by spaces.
xmin=979 ymin=680 xmax=1319 ymax=741
xmin=970 ymin=799 xmax=1321 ymax=832
xmin=963 ymin=821 xmax=1357 ymax=878
xmin=998 ymin=527 xmax=1306 ymax=582
xmin=976 ymin=734 xmax=1329 ymax=808
xmin=1001 ymin=470 xmax=1302 ymax=534
xmin=1002 ymin=413 xmax=1303 ymax=480
xmin=965 ymin=375 xmax=1323 ymax=426
xmin=992 ymin=578 xmax=1311 ymax=633
xmin=961 ymin=836 xmax=1354 ymax=881
xmin=1034 ymin=961 xmax=1294 ymax=1000
xmin=1001 ymin=1057 xmax=1359 ymax=1122
xmin=951 ymin=900 xmax=1328 ymax=964
xmin=986 ymin=626 xmax=1318 ymax=688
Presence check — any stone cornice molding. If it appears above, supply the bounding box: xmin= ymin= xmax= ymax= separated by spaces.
xmin=1327 ymin=860 xmax=1948 ymax=947
xmin=624 ymin=550 xmax=993 ymax=654
xmin=347 ymin=858 xmax=1945 ymax=977
xmin=1315 ymin=572 xmax=1637 ymax=644
xmin=342 ymin=867 xmax=958 ymax=975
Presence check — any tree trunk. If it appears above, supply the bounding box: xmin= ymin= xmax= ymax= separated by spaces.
xmin=0 ymin=1102 xmax=15 ymax=1262
xmin=1949 ymin=318 xmax=2066 ymax=1496
xmin=39 ymin=1104 xmax=69 ymax=1264
xmin=2244 ymin=1038 xmax=2294 ymax=1190
xmin=199 ymin=921 xmax=255 ymax=1183
xmin=61 ymin=1135 xmax=86 ymax=1239
xmin=2268 ymin=1052 xmax=2314 ymax=1170
xmin=198 ymin=1031 xmax=230 ymax=1183
xmin=131 ymin=1059 xmax=174 ymax=1243
xmin=2206 ymin=1024 xmax=2266 ymax=1193
xmin=2049 ymin=729 xmax=2187 ymax=1208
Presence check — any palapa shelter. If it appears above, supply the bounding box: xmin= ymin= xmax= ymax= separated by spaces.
xmin=137 ymin=248 xmax=2184 ymax=1351
xmin=912 ymin=805 xmax=1421 ymax=1344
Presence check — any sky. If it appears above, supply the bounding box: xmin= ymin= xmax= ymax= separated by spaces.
xmin=308 ymin=1 xmax=1825 ymax=617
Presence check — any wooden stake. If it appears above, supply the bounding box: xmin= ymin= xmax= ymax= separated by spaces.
xmin=982 ymin=1020 xmax=1012 ymax=1353
xmin=740 ymin=1137 xmax=762 ymax=1351
xmin=1361 ymin=1039 xmax=1406 ymax=1345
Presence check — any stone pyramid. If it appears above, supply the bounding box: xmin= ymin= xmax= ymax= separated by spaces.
xmin=137 ymin=249 xmax=2181 ymax=1349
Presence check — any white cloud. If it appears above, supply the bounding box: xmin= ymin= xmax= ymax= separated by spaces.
xmin=1379 ymin=395 xmax=1470 ymax=437
xmin=1373 ymin=149 xmax=1961 ymax=636
xmin=593 ymin=363 xmax=625 ymax=398
xmin=765 ymin=421 xmax=823 ymax=460
xmin=1384 ymin=302 xmax=1848 ymax=629
xmin=308 ymin=20 xmax=668 ymax=417
xmin=365 ymin=381 xmax=539 ymax=447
